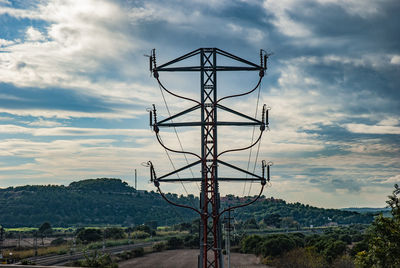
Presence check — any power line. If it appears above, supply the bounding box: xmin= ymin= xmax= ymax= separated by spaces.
xmin=158 ymin=83 xmax=201 ymax=192
xmin=148 ymin=48 xmax=270 ymax=268
xmin=157 ymin=134 xmax=198 ymax=209
xmin=243 ymin=79 xmax=263 ymax=196
xmin=248 ymin=136 xmax=263 ymax=196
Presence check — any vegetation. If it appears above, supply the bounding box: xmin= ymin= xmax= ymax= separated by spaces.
xmin=0 ymin=178 xmax=198 ymax=227
xmin=225 ymin=195 xmax=375 ymax=227
xmin=77 ymin=228 xmax=103 ymax=243
xmin=74 ymin=251 xmax=118 ymax=268
xmin=0 ymin=178 xmax=375 ymax=228
xmin=355 ymin=184 xmax=400 ymax=268
xmin=237 ymin=184 xmax=400 ymax=267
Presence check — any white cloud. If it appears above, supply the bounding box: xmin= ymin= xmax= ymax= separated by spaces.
xmin=345 ymin=123 xmax=400 ymax=135
xmin=390 ymin=55 xmax=400 ymax=65
xmin=379 ymin=175 xmax=400 ymax=185
xmin=378 ymin=117 xmax=399 ymax=126
xmin=25 ymin=26 xmax=46 ymax=41
xmin=0 ymin=0 xmax=11 ymax=5
xmin=316 ymin=0 xmax=382 ymax=18
xmin=0 ymin=107 xmax=144 ymax=119
xmin=0 ymin=0 xmax=147 ymax=101
xmin=0 ymin=38 xmax=14 ymax=46
xmin=227 ymin=23 xmax=265 ymax=44
xmin=28 ymin=118 xmax=63 ymax=127
xmin=263 ymin=0 xmax=312 ymax=38
xmin=0 ymin=124 xmax=150 ymax=137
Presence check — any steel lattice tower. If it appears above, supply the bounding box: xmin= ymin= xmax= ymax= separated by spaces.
xmin=147 ymin=48 xmax=271 ymax=268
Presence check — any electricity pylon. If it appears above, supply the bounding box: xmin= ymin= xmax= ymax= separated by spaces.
xmin=146 ymin=48 xmax=272 ymax=268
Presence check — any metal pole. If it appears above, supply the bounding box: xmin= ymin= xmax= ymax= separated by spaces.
xmin=135 ymin=169 xmax=137 ymax=190
xmin=0 ymin=226 xmax=4 ymax=260
xmin=199 ymin=48 xmax=205 ymax=268
xmin=34 ymin=231 xmax=38 ymax=262
xmin=227 ymin=209 xmax=231 ymax=268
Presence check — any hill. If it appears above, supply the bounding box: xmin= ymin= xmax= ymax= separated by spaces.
xmin=223 ymin=195 xmax=375 ymax=227
xmin=0 ymin=178 xmax=374 ymax=227
xmin=341 ymin=207 xmax=390 ymax=213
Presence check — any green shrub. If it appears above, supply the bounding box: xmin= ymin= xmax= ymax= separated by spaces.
xmin=131 ymin=230 xmax=150 ymax=239
xmin=153 ymin=242 xmax=166 ymax=252
xmin=51 ymin=237 xmax=67 ymax=246
xmin=273 ymin=247 xmax=327 ymax=268
xmin=167 ymin=236 xmax=183 ymax=249
xmin=132 ymin=247 xmax=144 ymax=257
xmin=77 ymin=228 xmax=103 ymax=244
xmin=104 ymin=227 xmax=125 ymax=240
xmin=260 ymin=236 xmax=296 ymax=257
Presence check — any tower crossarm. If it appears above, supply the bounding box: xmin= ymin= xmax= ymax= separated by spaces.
xmin=146 ymin=48 xmax=272 ymax=268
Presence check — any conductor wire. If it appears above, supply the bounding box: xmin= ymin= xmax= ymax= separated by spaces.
xmin=242 ymin=79 xmax=262 ymax=196
xmin=158 ymin=83 xmax=201 ymax=192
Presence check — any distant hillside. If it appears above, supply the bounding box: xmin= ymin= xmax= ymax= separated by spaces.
xmin=0 ymin=178 xmax=374 ymax=227
xmin=0 ymin=178 xmax=198 ymax=227
xmin=341 ymin=207 xmax=391 ymax=217
xmin=341 ymin=207 xmax=390 ymax=213
xmin=223 ymin=195 xmax=375 ymax=227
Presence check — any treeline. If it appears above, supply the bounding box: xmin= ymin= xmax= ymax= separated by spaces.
xmin=0 ymin=178 xmax=374 ymax=227
xmin=0 ymin=178 xmax=198 ymax=227
xmin=238 ymin=184 xmax=400 ymax=268
xmin=225 ymin=195 xmax=374 ymax=227
xmin=240 ymin=225 xmax=364 ymax=266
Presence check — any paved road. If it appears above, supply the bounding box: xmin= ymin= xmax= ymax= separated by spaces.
xmin=119 ymin=249 xmax=269 ymax=268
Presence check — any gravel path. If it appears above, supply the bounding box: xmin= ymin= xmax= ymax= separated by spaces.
xmin=119 ymin=249 xmax=269 ymax=268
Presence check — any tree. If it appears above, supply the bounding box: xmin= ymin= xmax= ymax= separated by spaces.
xmin=386 ymin=184 xmax=400 ymax=220
xmin=39 ymin=222 xmax=52 ymax=245
xmin=263 ymin=213 xmax=281 ymax=227
xmin=323 ymin=240 xmax=347 ymax=263
xmin=260 ymin=235 xmax=296 ymax=257
xmin=77 ymin=228 xmax=103 ymax=244
xmin=39 ymin=222 xmax=52 ymax=235
xmin=103 ymin=227 xmax=125 ymax=240
xmin=356 ymin=184 xmax=400 ymax=268
xmin=167 ymin=236 xmax=183 ymax=249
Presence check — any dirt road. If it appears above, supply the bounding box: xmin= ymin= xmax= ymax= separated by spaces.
xmin=119 ymin=249 xmax=268 ymax=268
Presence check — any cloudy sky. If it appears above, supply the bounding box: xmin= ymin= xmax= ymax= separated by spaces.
xmin=0 ymin=0 xmax=399 ymax=208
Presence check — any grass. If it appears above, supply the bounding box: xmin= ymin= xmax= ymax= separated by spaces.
xmin=3 ymin=244 xmax=70 ymax=260
xmin=2 ymin=229 xmax=189 ymax=261
xmin=5 ymin=227 xmax=38 ymax=232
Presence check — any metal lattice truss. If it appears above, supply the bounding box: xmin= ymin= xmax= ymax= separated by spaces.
xmin=147 ymin=48 xmax=272 ymax=268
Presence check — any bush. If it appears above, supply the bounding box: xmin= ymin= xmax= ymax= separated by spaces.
xmin=339 ymin=234 xmax=352 ymax=245
xmin=132 ymin=247 xmax=144 ymax=257
xmin=81 ymin=251 xmax=118 ymax=268
xmin=134 ymin=225 xmax=155 ymax=236
xmin=77 ymin=228 xmax=103 ymax=244
xmin=272 ymin=247 xmax=327 ymax=268
xmin=104 ymin=227 xmax=125 ymax=240
xmin=153 ymin=242 xmax=166 ymax=252
xmin=183 ymin=234 xmax=198 ymax=248
xmin=167 ymin=236 xmax=183 ymax=250
xmin=240 ymin=235 xmax=263 ymax=254
xmin=331 ymin=254 xmax=354 ymax=268
xmin=131 ymin=230 xmax=150 ymax=239
xmin=51 ymin=237 xmax=67 ymax=246
xmin=260 ymin=236 xmax=296 ymax=257
xmin=323 ymin=240 xmax=347 ymax=263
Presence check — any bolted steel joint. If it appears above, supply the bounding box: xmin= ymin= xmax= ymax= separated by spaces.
xmin=153 ymin=70 xmax=159 ymax=78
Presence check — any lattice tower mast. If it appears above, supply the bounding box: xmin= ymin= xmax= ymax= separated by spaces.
xmin=146 ymin=48 xmax=272 ymax=268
